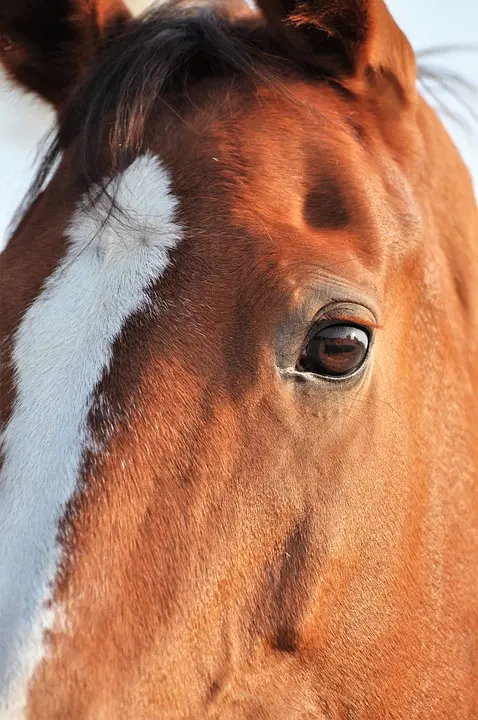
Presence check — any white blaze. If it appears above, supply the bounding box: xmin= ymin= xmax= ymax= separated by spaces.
xmin=0 ymin=154 xmax=182 ymax=717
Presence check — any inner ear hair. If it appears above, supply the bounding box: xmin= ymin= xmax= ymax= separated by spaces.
xmin=255 ymin=0 xmax=416 ymax=99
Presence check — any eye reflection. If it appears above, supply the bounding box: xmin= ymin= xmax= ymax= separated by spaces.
xmin=297 ymin=324 xmax=370 ymax=378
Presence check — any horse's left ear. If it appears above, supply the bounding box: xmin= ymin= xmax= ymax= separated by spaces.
xmin=0 ymin=0 xmax=131 ymax=109
xmin=256 ymin=0 xmax=416 ymax=101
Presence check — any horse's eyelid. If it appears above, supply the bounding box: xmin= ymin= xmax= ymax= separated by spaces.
xmin=320 ymin=317 xmax=381 ymax=331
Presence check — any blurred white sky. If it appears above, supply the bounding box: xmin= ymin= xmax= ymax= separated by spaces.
xmin=0 ymin=0 xmax=476 ymax=249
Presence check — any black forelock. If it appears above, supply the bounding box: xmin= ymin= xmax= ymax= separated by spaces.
xmin=29 ymin=3 xmax=292 ymax=200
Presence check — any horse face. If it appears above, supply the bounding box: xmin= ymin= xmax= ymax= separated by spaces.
xmin=1 ymin=0 xmax=477 ymax=716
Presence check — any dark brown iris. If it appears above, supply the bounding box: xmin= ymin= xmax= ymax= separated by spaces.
xmin=298 ymin=325 xmax=369 ymax=378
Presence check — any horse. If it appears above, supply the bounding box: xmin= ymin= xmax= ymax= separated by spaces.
xmin=0 ymin=0 xmax=477 ymax=715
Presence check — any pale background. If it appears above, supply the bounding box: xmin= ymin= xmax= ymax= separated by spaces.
xmin=0 ymin=0 xmax=476 ymax=250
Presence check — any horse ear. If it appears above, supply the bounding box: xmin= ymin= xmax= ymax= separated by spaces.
xmin=256 ymin=0 xmax=416 ymax=100
xmin=0 ymin=0 xmax=131 ymax=108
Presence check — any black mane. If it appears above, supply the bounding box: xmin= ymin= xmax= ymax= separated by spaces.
xmin=31 ymin=3 xmax=291 ymax=202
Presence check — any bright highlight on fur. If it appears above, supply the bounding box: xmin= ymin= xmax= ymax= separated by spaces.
xmin=0 ymin=154 xmax=181 ymax=715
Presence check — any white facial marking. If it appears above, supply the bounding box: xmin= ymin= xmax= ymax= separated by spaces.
xmin=0 ymin=153 xmax=182 ymax=717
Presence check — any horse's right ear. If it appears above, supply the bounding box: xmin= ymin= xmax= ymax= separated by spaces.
xmin=0 ymin=0 xmax=131 ymax=109
xmin=256 ymin=0 xmax=416 ymax=102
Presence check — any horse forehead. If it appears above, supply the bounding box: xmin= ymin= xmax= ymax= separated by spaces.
xmin=175 ymin=87 xmax=418 ymax=232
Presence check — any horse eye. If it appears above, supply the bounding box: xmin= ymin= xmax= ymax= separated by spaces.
xmin=297 ymin=324 xmax=370 ymax=378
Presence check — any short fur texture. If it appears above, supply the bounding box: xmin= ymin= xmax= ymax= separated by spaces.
xmin=0 ymin=0 xmax=477 ymax=717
